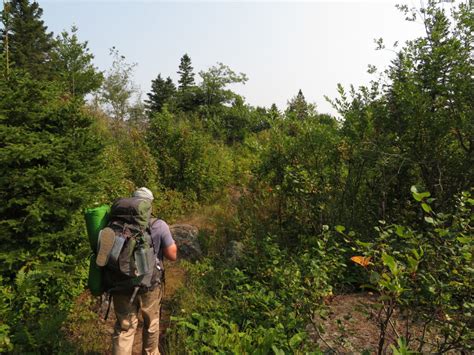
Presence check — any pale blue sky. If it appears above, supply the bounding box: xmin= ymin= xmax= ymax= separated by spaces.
xmin=41 ymin=1 xmax=428 ymax=114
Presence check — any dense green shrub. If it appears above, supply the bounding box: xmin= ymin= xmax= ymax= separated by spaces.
xmin=340 ymin=189 xmax=473 ymax=352
xmin=168 ymin=222 xmax=347 ymax=353
xmin=250 ymin=116 xmax=342 ymax=245
xmin=148 ymin=107 xmax=233 ymax=202
xmin=331 ymin=1 xmax=473 ymax=232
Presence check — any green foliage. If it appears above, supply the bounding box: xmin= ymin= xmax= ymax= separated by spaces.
xmin=177 ymin=53 xmax=195 ymax=91
xmin=198 ymin=62 xmax=247 ymax=107
xmin=254 ymin=116 xmax=342 ymax=243
xmin=109 ymin=122 xmax=159 ymax=191
xmin=97 ymin=47 xmax=138 ymax=121
xmin=148 ymin=108 xmax=233 ymax=202
xmin=212 ymin=97 xmax=270 ymax=144
xmin=0 ymin=68 xmax=105 ymax=350
xmin=0 ymin=0 xmax=472 ymax=352
xmin=169 ymin=227 xmax=346 ymax=353
xmin=86 ymin=113 xmax=135 ymax=201
xmin=330 ymin=0 xmax=473 ymax=231
xmin=168 ymin=4 xmax=473 ymax=350
xmin=146 ymin=74 xmax=176 ymax=114
xmin=285 ymin=89 xmax=316 ymax=120
xmin=345 ymin=188 xmax=473 ymax=352
xmin=390 ymin=338 xmax=415 ymax=355
xmin=0 ymin=72 xmax=103 ymax=254
xmin=50 ymin=26 xmax=103 ymax=98
xmin=0 ymin=0 xmax=53 ymax=78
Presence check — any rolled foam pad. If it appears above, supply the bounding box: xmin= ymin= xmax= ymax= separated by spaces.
xmin=84 ymin=205 xmax=110 ymax=252
xmin=88 ymin=254 xmax=104 ymax=296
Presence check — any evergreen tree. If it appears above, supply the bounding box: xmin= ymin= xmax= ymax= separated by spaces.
xmin=268 ymin=103 xmax=281 ymax=122
xmin=0 ymin=0 xmax=53 ymax=77
xmin=286 ymin=89 xmax=314 ymax=120
xmin=50 ymin=26 xmax=103 ymax=98
xmin=0 ymin=71 xmax=104 ymax=265
xmin=146 ymin=74 xmax=176 ymax=113
xmin=0 ymin=69 xmax=104 ymax=350
xmin=1 ymin=1 xmax=12 ymax=76
xmin=177 ymin=53 xmax=195 ymax=91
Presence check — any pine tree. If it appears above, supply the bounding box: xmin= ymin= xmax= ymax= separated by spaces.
xmin=0 ymin=0 xmax=53 ymax=77
xmin=146 ymin=74 xmax=176 ymax=113
xmin=177 ymin=53 xmax=195 ymax=91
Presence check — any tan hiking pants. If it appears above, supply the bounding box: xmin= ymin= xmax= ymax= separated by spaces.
xmin=112 ymin=286 xmax=162 ymax=355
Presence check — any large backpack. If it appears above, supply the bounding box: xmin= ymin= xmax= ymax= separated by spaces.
xmin=101 ymin=197 xmax=162 ymax=294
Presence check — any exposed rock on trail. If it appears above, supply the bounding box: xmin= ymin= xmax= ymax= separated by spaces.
xmin=225 ymin=240 xmax=244 ymax=264
xmin=169 ymin=224 xmax=202 ymax=261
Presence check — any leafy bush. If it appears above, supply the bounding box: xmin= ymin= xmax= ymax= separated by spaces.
xmin=341 ymin=188 xmax=473 ymax=352
xmin=168 ymin=222 xmax=347 ymax=353
xmin=148 ymin=107 xmax=233 ymax=202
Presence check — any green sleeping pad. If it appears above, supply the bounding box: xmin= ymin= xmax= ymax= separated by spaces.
xmin=87 ymin=254 xmax=104 ymax=296
xmin=84 ymin=204 xmax=110 ymax=252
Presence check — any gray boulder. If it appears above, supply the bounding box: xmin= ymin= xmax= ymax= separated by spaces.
xmin=170 ymin=224 xmax=202 ymax=260
xmin=226 ymin=240 xmax=244 ymax=264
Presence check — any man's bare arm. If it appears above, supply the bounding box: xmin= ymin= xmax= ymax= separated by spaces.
xmin=163 ymin=243 xmax=177 ymax=261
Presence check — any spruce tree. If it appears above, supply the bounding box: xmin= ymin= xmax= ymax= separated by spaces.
xmin=1 ymin=1 xmax=12 ymax=75
xmin=177 ymin=53 xmax=195 ymax=91
xmin=50 ymin=26 xmax=103 ymax=98
xmin=268 ymin=103 xmax=281 ymax=123
xmin=286 ymin=89 xmax=315 ymax=120
xmin=0 ymin=69 xmax=105 ymax=350
xmin=0 ymin=0 xmax=53 ymax=77
xmin=146 ymin=74 xmax=176 ymax=113
xmin=0 ymin=70 xmax=104 ymax=265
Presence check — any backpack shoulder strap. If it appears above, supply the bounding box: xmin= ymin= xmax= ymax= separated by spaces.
xmin=149 ymin=217 xmax=158 ymax=229
xmin=147 ymin=217 xmax=165 ymax=281
xmin=148 ymin=217 xmax=160 ymax=255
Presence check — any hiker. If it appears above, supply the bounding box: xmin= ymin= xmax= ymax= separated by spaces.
xmin=98 ymin=187 xmax=177 ymax=355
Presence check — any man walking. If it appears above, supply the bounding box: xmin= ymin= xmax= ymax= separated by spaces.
xmin=99 ymin=187 xmax=177 ymax=355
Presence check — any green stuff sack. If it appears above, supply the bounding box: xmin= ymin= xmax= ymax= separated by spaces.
xmin=85 ymin=205 xmax=110 ymax=252
xmin=87 ymin=254 xmax=104 ymax=296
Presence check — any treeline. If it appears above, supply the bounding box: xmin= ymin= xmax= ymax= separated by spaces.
xmin=0 ymin=0 xmax=472 ymax=352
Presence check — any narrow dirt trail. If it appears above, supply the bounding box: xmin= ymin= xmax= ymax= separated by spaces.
xmin=124 ymin=261 xmax=186 ymax=354
xmin=77 ymin=249 xmax=188 ymax=354
xmin=95 ymin=209 xmax=213 ymax=354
